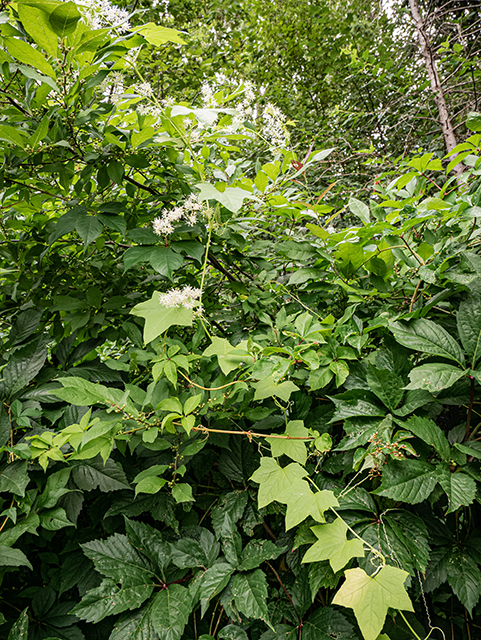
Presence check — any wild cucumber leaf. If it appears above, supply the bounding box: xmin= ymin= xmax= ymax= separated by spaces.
xmin=237 ymin=540 xmax=285 ymax=571
xmin=71 ymin=578 xmax=154 ymax=623
xmin=402 ymin=415 xmax=450 ymax=461
xmin=446 ymin=550 xmax=481 ymax=615
xmin=109 ymin=601 xmax=156 ymax=640
xmin=203 ymin=337 xmax=254 ymax=375
xmin=197 ymin=183 xmax=255 ymax=213
xmin=136 ymin=23 xmax=185 ymax=45
xmin=302 ymin=518 xmax=364 ymax=572
xmin=302 ymin=607 xmax=357 ymax=640
xmin=435 ymin=464 xmax=476 ymax=514
xmin=7 ymin=609 xmax=28 ymax=640
xmin=250 ymin=457 xmax=308 ymax=508
xmin=151 ymin=584 xmax=192 ymax=640
xmin=389 ymin=319 xmax=465 ymax=366
xmin=332 ymin=566 xmax=413 ymax=640
xmin=231 ymin=569 xmax=269 ymax=621
xmin=365 ymin=365 xmax=404 ymax=411
xmin=374 ymin=459 xmax=438 ymax=503
xmin=130 ymin=292 xmax=193 ymax=344
xmin=404 ymin=363 xmax=466 ymax=394
xmin=0 ymin=545 xmax=33 ymax=570
xmin=457 ymin=295 xmax=481 ymax=366
xmin=284 ymin=488 xmax=338 ymax=530
xmin=81 ymin=533 xmax=156 ymax=583
xmin=252 ymin=377 xmax=299 ymax=402
xmin=270 ymin=420 xmax=309 ymax=464
xmin=200 ymin=563 xmax=234 ymax=616
xmin=125 ymin=519 xmax=171 ymax=575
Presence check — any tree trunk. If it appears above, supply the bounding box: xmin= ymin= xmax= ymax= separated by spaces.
xmin=408 ymin=0 xmax=463 ymax=171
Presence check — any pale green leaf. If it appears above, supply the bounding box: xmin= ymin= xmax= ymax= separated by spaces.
xmin=332 ymin=566 xmax=413 ymax=640
xmin=137 ymin=23 xmax=186 ymax=45
xmin=252 ymin=376 xmax=299 ymax=402
xmin=302 ymin=518 xmax=364 ymax=572
xmin=172 ymin=483 xmax=194 ymax=503
xmin=130 ymin=292 xmax=193 ymax=343
xmin=250 ymin=457 xmax=308 ymax=508
xmin=285 ymin=488 xmax=338 ymax=530
xmin=270 ymin=420 xmax=309 ymax=464
xmin=348 ymin=197 xmax=370 ymax=224
xmin=197 ymin=183 xmax=256 ymax=213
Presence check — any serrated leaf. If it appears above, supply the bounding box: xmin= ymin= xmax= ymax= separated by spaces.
xmin=81 ymin=533 xmax=156 ymax=583
xmin=171 ymin=538 xmax=207 ymax=569
xmin=7 ymin=609 xmax=28 ymax=640
xmin=405 ymin=363 xmax=466 ymax=394
xmin=270 ymin=420 xmax=308 ymax=464
xmin=446 ymin=550 xmax=481 ymax=615
xmin=302 ymin=607 xmax=357 ymax=640
xmin=71 ymin=578 xmax=154 ymax=623
xmin=200 ymin=563 xmax=234 ymax=616
xmin=250 ymin=457 xmax=308 ymax=508
xmin=403 ymin=415 xmax=450 ymax=461
xmin=72 ymin=457 xmax=130 ymax=491
xmin=172 ymin=483 xmax=194 ymax=503
xmin=231 ymin=569 xmax=268 ymax=620
xmin=125 ymin=519 xmax=171 ymax=574
xmin=389 ymin=319 xmax=465 ymax=366
xmin=457 ymin=295 xmax=481 ymax=366
xmin=252 ymin=376 xmax=299 ymax=402
xmin=435 ymin=464 xmax=476 ymax=514
xmin=374 ymin=459 xmax=438 ymax=503
xmin=130 ymin=292 xmax=193 ymax=344
xmin=302 ymin=518 xmax=364 ymax=572
xmin=237 ymin=540 xmax=285 ymax=571
xmin=151 ymin=584 xmax=192 ymax=640
xmin=309 ymin=562 xmax=342 ymax=599
xmin=109 ymin=601 xmax=156 ymax=640
xmin=0 ymin=461 xmax=29 ymax=497
xmin=366 ymin=365 xmax=404 ymax=411
xmin=0 ymin=545 xmax=32 ymax=570
xmin=332 ymin=566 xmax=413 ymax=640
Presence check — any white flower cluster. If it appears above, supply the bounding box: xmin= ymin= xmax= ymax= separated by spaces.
xmin=152 ymin=194 xmax=204 ymax=236
xmin=159 ymin=286 xmax=202 ymax=309
xmin=134 ymin=82 xmax=153 ymax=98
xmin=80 ymin=0 xmax=131 ymax=32
xmin=262 ymin=103 xmax=289 ymax=149
xmin=99 ymin=71 xmax=124 ymax=104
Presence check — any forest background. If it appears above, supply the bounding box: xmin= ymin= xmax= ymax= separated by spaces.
xmin=1 ymin=1 xmax=481 ymax=640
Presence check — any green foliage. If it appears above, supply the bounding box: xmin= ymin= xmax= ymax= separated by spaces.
xmin=1 ymin=2 xmax=481 ymax=640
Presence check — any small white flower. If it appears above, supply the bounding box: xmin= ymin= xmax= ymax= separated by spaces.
xmin=152 ymin=195 xmax=205 ymax=236
xmin=159 ymin=285 xmax=202 ymax=309
xmin=79 ymin=0 xmax=131 ymax=32
xmin=134 ymin=82 xmax=153 ymax=98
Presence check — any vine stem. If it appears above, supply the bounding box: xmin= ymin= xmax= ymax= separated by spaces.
xmin=266 ymin=561 xmax=302 ymax=629
xmin=192 ymin=425 xmax=314 ymax=440
xmin=399 ymin=611 xmax=423 ymax=640
xmin=465 ymin=376 xmax=475 ymax=441
xmin=178 ymin=370 xmax=241 ymax=391
xmin=329 ymin=506 xmax=386 ymax=565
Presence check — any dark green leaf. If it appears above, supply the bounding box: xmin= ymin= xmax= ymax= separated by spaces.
xmin=374 ymin=459 xmax=438 ymax=503
xmin=150 ymin=584 xmax=192 ymax=640
xmin=72 ymin=578 xmax=154 ymax=623
xmin=49 ymin=1 xmax=80 ymax=36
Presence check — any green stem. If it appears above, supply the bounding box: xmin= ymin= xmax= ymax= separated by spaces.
xmin=399 ymin=611 xmax=423 ymax=640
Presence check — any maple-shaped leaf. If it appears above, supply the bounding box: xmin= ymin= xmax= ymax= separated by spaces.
xmin=332 ymin=566 xmax=413 ymax=640
xmin=270 ymin=420 xmax=309 ymax=465
xmin=250 ymin=458 xmax=308 ymax=508
xmin=130 ymin=292 xmax=193 ymax=343
xmin=302 ymin=518 xmax=364 ymax=572
xmin=284 ymin=486 xmax=339 ymax=530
